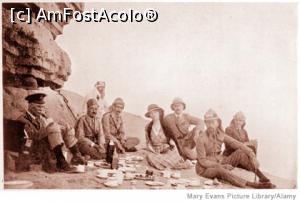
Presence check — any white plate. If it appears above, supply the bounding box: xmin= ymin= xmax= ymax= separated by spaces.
xmin=132 ymin=156 xmax=144 ymax=161
xmin=145 ymin=181 xmax=165 ymax=186
xmin=188 ymin=180 xmax=202 ymax=187
xmin=204 ymin=179 xmax=214 ymax=185
xmin=97 ymin=169 xmax=120 ymax=175
xmin=170 ymin=179 xmax=191 ymax=186
xmin=4 ymin=180 xmax=33 ymax=189
xmin=96 ymin=174 xmax=108 ymax=179
xmin=171 ymin=172 xmax=181 ymax=179
xmin=124 ymin=173 xmax=136 ymax=180
xmin=104 ymin=180 xmax=119 ymax=188
xmin=118 ymin=167 xmax=136 ymax=173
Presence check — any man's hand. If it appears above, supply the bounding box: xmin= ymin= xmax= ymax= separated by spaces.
xmin=94 ymin=143 xmax=106 ymax=153
xmin=119 ymin=146 xmax=126 ymax=154
xmin=116 ymin=142 xmax=126 ymax=153
xmin=120 ymin=138 xmax=126 ymax=145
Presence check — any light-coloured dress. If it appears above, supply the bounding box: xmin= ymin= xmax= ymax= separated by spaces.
xmin=145 ymin=122 xmax=191 ymax=170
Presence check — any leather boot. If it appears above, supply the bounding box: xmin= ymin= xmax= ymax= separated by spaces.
xmin=53 ymin=144 xmax=72 ymax=172
xmin=256 ymin=169 xmax=270 ymax=183
xmin=69 ymin=144 xmax=87 ymax=165
xmin=246 ymin=181 xmax=276 ymax=189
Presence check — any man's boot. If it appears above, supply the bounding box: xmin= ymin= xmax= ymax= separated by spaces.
xmin=53 ymin=144 xmax=72 ymax=172
xmin=125 ymin=147 xmax=137 ymax=152
xmin=256 ymin=169 xmax=270 ymax=183
xmin=69 ymin=144 xmax=87 ymax=165
xmin=246 ymin=181 xmax=276 ymax=189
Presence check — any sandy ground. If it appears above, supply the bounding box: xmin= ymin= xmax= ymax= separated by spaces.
xmin=4 ymin=150 xmax=296 ymax=189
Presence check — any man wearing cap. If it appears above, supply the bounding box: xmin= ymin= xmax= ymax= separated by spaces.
xmin=163 ymin=97 xmax=205 ymax=160
xmin=75 ymin=98 xmax=106 ymax=159
xmin=82 ymin=81 xmax=108 ymax=118
xmin=18 ymin=90 xmax=86 ymax=172
xmin=195 ymin=109 xmax=274 ymax=189
xmin=223 ymin=111 xmax=258 ymax=156
xmin=102 ymin=98 xmax=140 ymax=153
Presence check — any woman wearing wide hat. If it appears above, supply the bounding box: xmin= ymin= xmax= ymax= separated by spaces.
xmin=144 ymin=104 xmax=192 ymax=170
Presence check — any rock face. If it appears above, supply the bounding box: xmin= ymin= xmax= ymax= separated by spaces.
xmin=2 ymin=3 xmax=84 ymax=89
xmin=2 ymin=2 xmax=84 ymax=154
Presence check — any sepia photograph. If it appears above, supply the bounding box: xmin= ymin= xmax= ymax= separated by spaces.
xmin=1 ymin=0 xmax=298 ymax=195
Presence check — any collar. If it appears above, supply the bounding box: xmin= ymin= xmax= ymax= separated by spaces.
xmin=27 ymin=110 xmax=36 ymax=120
xmin=207 ymin=129 xmax=220 ymax=138
xmin=111 ymin=111 xmax=121 ymax=119
xmin=174 ymin=113 xmax=183 ymax=118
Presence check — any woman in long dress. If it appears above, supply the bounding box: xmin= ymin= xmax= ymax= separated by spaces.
xmin=144 ymin=104 xmax=192 ymax=170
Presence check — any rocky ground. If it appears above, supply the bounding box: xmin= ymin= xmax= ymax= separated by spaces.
xmin=4 ymin=150 xmax=296 ymax=189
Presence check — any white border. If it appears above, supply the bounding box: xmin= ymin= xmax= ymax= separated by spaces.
xmin=0 ymin=1 xmax=298 ymax=202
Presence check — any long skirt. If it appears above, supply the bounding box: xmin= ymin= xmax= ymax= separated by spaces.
xmin=146 ymin=148 xmax=192 ymax=170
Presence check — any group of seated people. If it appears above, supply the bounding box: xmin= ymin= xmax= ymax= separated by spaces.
xmin=15 ymin=81 xmax=275 ymax=189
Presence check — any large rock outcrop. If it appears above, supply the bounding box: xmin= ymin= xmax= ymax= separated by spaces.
xmin=2 ymin=3 xmax=84 ymax=89
xmin=3 ymin=2 xmax=84 ymax=123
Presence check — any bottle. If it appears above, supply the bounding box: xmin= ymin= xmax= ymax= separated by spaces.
xmin=106 ymin=140 xmax=115 ymax=164
xmin=111 ymin=147 xmax=119 ymax=170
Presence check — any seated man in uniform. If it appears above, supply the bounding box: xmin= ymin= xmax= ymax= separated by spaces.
xmin=195 ymin=109 xmax=275 ymax=189
xmin=18 ymin=90 xmax=86 ymax=172
xmin=163 ymin=97 xmax=205 ymax=160
xmin=223 ymin=111 xmax=258 ymax=156
xmin=102 ymin=98 xmax=140 ymax=153
xmin=75 ymin=98 xmax=106 ymax=159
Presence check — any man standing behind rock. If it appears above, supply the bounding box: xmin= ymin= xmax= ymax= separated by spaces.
xmin=81 ymin=81 xmax=108 ymax=119
xmin=75 ymin=99 xmax=106 ymax=159
xmin=163 ymin=97 xmax=205 ymax=160
xmin=102 ymin=98 xmax=140 ymax=153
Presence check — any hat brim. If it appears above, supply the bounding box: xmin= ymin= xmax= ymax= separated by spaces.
xmin=204 ymin=117 xmax=220 ymax=121
xmin=25 ymin=92 xmax=47 ymax=102
xmin=95 ymin=84 xmax=105 ymax=88
xmin=233 ymin=117 xmax=246 ymax=121
xmin=145 ymin=107 xmax=163 ymax=118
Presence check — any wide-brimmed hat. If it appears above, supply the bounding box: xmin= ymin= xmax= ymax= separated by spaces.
xmin=87 ymin=98 xmax=99 ymax=108
xmin=25 ymin=89 xmax=47 ymax=104
xmin=145 ymin=104 xmax=164 ymax=118
xmin=204 ymin=109 xmax=220 ymax=121
xmin=170 ymin=97 xmax=186 ymax=110
xmin=233 ymin=111 xmax=246 ymax=121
